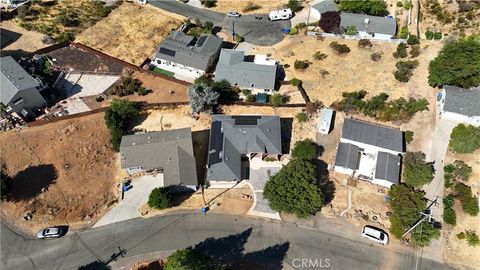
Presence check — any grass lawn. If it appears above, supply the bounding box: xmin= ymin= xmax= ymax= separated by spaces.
xmin=152 ymin=67 xmax=175 ymax=77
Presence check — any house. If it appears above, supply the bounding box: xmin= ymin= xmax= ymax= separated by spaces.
xmin=214 ymin=49 xmax=277 ymax=93
xmin=0 ymin=56 xmax=47 ymax=119
xmin=151 ymin=29 xmax=223 ymax=80
xmin=438 ymin=85 xmax=480 ymax=126
xmin=120 ymin=128 xmax=198 ymax=191
xmin=334 ymin=118 xmax=404 ymax=188
xmin=206 ymin=115 xmax=282 ymax=187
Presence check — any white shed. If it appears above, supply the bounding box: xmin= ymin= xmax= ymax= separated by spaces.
xmin=318 ymin=108 xmax=334 ymax=135
xmin=438 ymin=86 xmax=480 ymax=126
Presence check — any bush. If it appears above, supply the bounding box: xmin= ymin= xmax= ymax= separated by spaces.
xmin=465 ymin=231 xmax=480 ymax=246
xmin=410 ymin=45 xmax=421 ymax=58
xmin=243 ymin=1 xmax=261 ymax=12
xmin=295 ymin=22 xmax=307 ymax=29
xmin=270 ymin=93 xmax=284 ymax=107
xmin=95 ymin=96 xmax=104 ymax=102
xmin=358 ymin=39 xmax=373 ymax=49
xmin=245 ymin=94 xmax=256 ymax=102
xmin=455 ymin=183 xmax=479 ymax=216
xmin=235 ymin=34 xmax=244 ymax=43
xmin=457 ymin=232 xmax=466 ymax=239
xmin=433 ymin=32 xmax=442 ymax=40
xmin=200 ymin=0 xmax=216 ymax=7
xmin=428 ymin=38 xmax=480 ymax=88
xmin=402 ymin=152 xmax=434 ymax=188
xmin=407 ymin=34 xmax=419 ymax=45
xmin=403 ymin=1 xmax=412 ymax=10
xmin=444 ymin=160 xmax=472 ymax=184
xmin=296 ymin=112 xmax=308 ymax=123
xmin=290 ymin=78 xmax=302 ymax=86
xmin=137 ymin=87 xmax=150 ymax=96
xmin=147 ymin=187 xmax=173 ymax=210
xmin=443 ymin=207 xmax=457 ymax=225
xmin=396 ymin=1 xmax=403 ymax=7
xmin=370 ymin=52 xmax=382 ymax=61
xmin=241 ymin=89 xmax=252 ymax=96
xmin=164 ymin=249 xmax=218 ymax=270
xmin=425 ymin=30 xmax=434 ymax=40
xmin=329 ymin=41 xmax=350 ymax=54
xmin=305 ymin=101 xmax=323 ymax=115
xmin=104 ymin=99 xmax=139 ymax=151
xmin=291 ymin=139 xmax=316 ymax=160
xmin=393 ymin=42 xmax=408 ymax=58
xmin=287 ymin=0 xmax=302 ymax=12
xmin=313 ymin=51 xmax=328 ymax=60
xmin=294 ymin=60 xmax=310 ymax=69
xmin=338 ymin=0 xmax=388 ymax=16
xmin=394 ymin=60 xmax=419 ymax=82
xmin=319 ymin=11 xmax=341 ymax=33
xmin=203 ymin=21 xmax=214 ymax=33
xmin=449 ymin=124 xmax=480 ymax=153
xmin=398 ymin=26 xmax=409 ymax=39
xmin=112 ymin=75 xmax=141 ymax=97
xmin=345 ymin=25 xmax=358 ymax=35
xmin=289 ymin=27 xmax=298 ymax=35
xmin=188 ymin=83 xmax=220 ymax=114
xmin=405 ymin=130 xmax=414 ymax=144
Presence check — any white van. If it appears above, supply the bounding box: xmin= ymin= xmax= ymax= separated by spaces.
xmin=269 ymin=8 xmax=292 ymax=21
xmin=318 ymin=108 xmax=334 ymax=135
xmin=361 ymin=226 xmax=389 ymax=245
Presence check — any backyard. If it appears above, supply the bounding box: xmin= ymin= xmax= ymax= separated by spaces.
xmin=206 ymin=0 xmax=288 ymax=14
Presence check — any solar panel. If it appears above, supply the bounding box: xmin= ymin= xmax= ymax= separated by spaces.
xmin=197 ymin=36 xmax=207 ymax=47
xmin=232 ymin=116 xmax=261 ymax=126
xmin=208 ymin=121 xmax=223 ymax=165
xmin=159 ymin=47 xmax=176 ymax=57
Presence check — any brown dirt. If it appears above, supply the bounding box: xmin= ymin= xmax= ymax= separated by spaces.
xmin=130 ymin=72 xmax=189 ymax=103
xmin=75 ymin=2 xmax=184 ymax=65
xmin=131 ymin=106 xmax=211 ymax=132
xmin=208 ymin=0 xmax=288 ymax=14
xmin=0 ymin=20 xmax=48 ymax=57
xmin=0 ymin=112 xmax=118 ymax=234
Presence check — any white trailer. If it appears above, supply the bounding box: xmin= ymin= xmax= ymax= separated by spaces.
xmin=318 ymin=108 xmax=334 ymax=135
xmin=269 ymin=8 xmax=292 ymax=21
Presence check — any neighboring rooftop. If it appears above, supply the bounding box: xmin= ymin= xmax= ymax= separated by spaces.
xmin=340 ymin=13 xmax=397 ymax=36
xmin=155 ymin=30 xmax=223 ymax=71
xmin=0 ymin=56 xmax=40 ymax=105
xmin=312 ymin=0 xmax=339 ymax=14
xmin=444 ymin=85 xmax=480 ymax=117
xmin=341 ymin=118 xmax=404 ymax=152
xmin=207 ymin=115 xmax=282 ymax=181
xmin=214 ymin=49 xmax=277 ymax=90
xmin=120 ymin=128 xmax=197 ymax=187
xmin=374 ymin=152 xmax=401 ymax=184
xmin=334 ymin=142 xmax=360 ymax=170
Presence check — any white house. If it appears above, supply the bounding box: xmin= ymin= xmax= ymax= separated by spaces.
xmin=334 ymin=118 xmax=404 ymax=188
xmin=152 ymin=30 xmax=223 ymax=80
xmin=438 ymin=85 xmax=480 ymax=126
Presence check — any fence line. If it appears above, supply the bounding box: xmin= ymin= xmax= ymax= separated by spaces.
xmin=307 ymin=31 xmax=407 ymax=44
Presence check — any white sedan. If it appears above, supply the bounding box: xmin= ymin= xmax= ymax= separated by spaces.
xmin=227 ymin=11 xmax=241 ymax=18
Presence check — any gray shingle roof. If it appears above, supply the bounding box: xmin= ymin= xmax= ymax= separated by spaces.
xmin=341 ymin=119 xmax=404 ymax=152
xmin=334 ymin=142 xmax=360 ymax=170
xmin=312 ymin=0 xmax=339 ymax=14
xmin=443 ymin=85 xmax=480 ymax=117
xmin=207 ymin=115 xmax=282 ymax=181
xmin=375 ymin=152 xmax=401 ymax=184
xmin=214 ymin=49 xmax=277 ymax=90
xmin=120 ymin=128 xmax=197 ymax=187
xmin=340 ymin=13 xmax=397 ymax=36
xmin=1 ymin=56 xmax=40 ymax=105
xmin=154 ymin=30 xmax=223 ymax=71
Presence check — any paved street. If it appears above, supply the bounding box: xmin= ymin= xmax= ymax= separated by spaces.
xmin=148 ymin=0 xmax=290 ymax=46
xmin=2 ymin=212 xmax=452 ymax=270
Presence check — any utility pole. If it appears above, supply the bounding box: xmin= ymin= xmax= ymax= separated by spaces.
xmin=305 ymin=6 xmax=311 ymax=35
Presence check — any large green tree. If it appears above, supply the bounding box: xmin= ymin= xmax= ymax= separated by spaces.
xmin=263 ymin=159 xmax=322 ymax=218
xmin=402 ymin=152 xmax=434 ymax=188
xmin=388 ymin=184 xmax=440 ymax=246
xmin=338 ymin=0 xmax=389 ymax=16
xmin=147 ymin=187 xmax=173 ymax=210
xmin=164 ymin=249 xmax=218 ymax=270
xmin=449 ymin=124 xmax=480 ymax=153
xmin=104 ymin=99 xmax=139 ymax=151
xmin=428 ymin=38 xmax=480 ymax=88
xmin=291 ymin=139 xmax=317 ymax=160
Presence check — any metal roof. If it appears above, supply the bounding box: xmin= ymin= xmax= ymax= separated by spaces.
xmin=374 ymin=152 xmax=401 ymax=184
xmin=443 ymin=85 xmax=480 ymax=117
xmin=0 ymin=56 xmax=40 ymax=105
xmin=120 ymin=128 xmax=198 ymax=187
xmin=334 ymin=142 xmax=360 ymax=170
xmin=341 ymin=118 xmax=404 ymax=152
xmin=340 ymin=13 xmax=397 ymax=36
xmin=214 ymin=49 xmax=277 ymax=90
xmin=207 ymin=115 xmax=282 ymax=181
xmin=154 ymin=30 xmax=223 ymax=71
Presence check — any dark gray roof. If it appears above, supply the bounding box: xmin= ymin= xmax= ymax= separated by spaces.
xmin=155 ymin=30 xmax=223 ymax=71
xmin=443 ymin=85 xmax=480 ymax=117
xmin=341 ymin=119 xmax=404 ymax=152
xmin=207 ymin=115 xmax=282 ymax=181
xmin=375 ymin=152 xmax=401 ymax=184
xmin=334 ymin=142 xmax=360 ymax=170
xmin=340 ymin=13 xmax=397 ymax=36
xmin=120 ymin=128 xmax=197 ymax=187
xmin=1 ymin=56 xmax=40 ymax=105
xmin=214 ymin=49 xmax=277 ymax=90
xmin=312 ymin=0 xmax=339 ymax=14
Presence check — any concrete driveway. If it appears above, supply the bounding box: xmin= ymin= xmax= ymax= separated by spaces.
xmin=149 ymin=0 xmax=290 ymax=46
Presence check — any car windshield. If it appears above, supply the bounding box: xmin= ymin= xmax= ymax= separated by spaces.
xmin=379 ymin=234 xmax=385 ymax=240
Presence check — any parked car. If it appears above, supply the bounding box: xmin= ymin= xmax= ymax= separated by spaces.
xmin=268 ymin=9 xmax=292 ymax=21
xmin=36 ymin=226 xmax=65 ymax=239
xmin=136 ymin=0 xmax=147 ymax=5
xmin=361 ymin=225 xmax=389 ymax=245
xmin=227 ymin=11 xmax=241 ymax=18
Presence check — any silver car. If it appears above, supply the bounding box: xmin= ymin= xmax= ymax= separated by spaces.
xmin=36 ymin=227 xmax=64 ymax=239
xmin=227 ymin=11 xmax=241 ymax=18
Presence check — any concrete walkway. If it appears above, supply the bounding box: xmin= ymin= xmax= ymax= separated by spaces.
xmin=93 ymin=174 xmax=164 ymax=228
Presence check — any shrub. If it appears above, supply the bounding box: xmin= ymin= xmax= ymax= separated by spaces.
xmin=329 ymin=41 xmax=350 ymax=54
xmin=457 ymin=232 xmax=466 ymax=239
xmin=290 ymin=78 xmax=302 ymax=86
xmin=203 ymin=21 xmax=214 ymax=33
xmin=403 ymin=152 xmax=434 ymax=188
xmin=147 ymin=187 xmax=172 ymax=210
xmin=396 ymin=1 xmax=403 ymax=7
xmin=394 ymin=60 xmax=419 ymax=82
xmin=95 ymin=96 xmax=104 ymax=102
xmin=425 ymin=30 xmax=434 ymax=40
xmin=305 ymin=101 xmax=323 ymax=115
xmin=449 ymin=124 xmax=480 ymax=153
xmin=295 ymin=22 xmax=307 ymax=29
xmin=104 ymin=99 xmax=139 ymax=151
xmin=445 ymin=160 xmax=472 ymax=183
xmin=319 ymin=11 xmax=341 ymax=33
xmin=245 ymin=94 xmax=256 ymax=102
xmin=455 ymin=183 xmax=479 ymax=216
xmin=291 ymin=139 xmax=316 ymax=160
xmin=270 ymin=93 xmax=284 ymax=107
xmin=358 ymin=39 xmax=373 ymax=49
xmin=410 ymin=45 xmax=421 ymax=58
xmin=345 ymin=25 xmax=358 ymax=35
xmin=294 ymin=60 xmax=310 ymax=69
xmin=187 ymin=83 xmax=220 ymax=114
xmin=407 ymin=34 xmax=419 ymax=45
xmin=370 ymin=52 xmax=382 ymax=61
xmin=200 ymin=0 xmax=216 ymax=7
xmin=296 ymin=112 xmax=308 ymax=123
xmin=465 ymin=231 xmax=480 ymax=246
xmin=443 ymin=207 xmax=456 ymax=225
xmin=137 ymin=87 xmax=150 ymax=96
xmin=338 ymin=0 xmax=389 ymax=16
xmin=287 ymin=0 xmax=302 ymax=12
xmin=405 ymin=130 xmax=414 ymax=144
xmin=433 ymin=32 xmax=442 ymax=40
xmin=403 ymin=1 xmax=412 ymax=10
xmin=241 ymin=89 xmax=252 ymax=96
xmin=164 ymin=249 xmax=218 ymax=270
xmin=17 ymin=4 xmax=28 ymax=20
xmin=235 ymin=34 xmax=244 ymax=43
xmin=289 ymin=27 xmax=298 ymax=35
xmin=243 ymin=1 xmax=261 ymax=12
xmin=393 ymin=42 xmax=408 ymax=58
xmin=398 ymin=26 xmax=409 ymax=39
xmin=313 ymin=51 xmax=328 ymax=60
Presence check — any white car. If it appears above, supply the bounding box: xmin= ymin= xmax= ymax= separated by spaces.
xmin=227 ymin=11 xmax=241 ymax=18
xmin=361 ymin=225 xmax=389 ymax=245
xmin=36 ymin=226 xmax=65 ymax=239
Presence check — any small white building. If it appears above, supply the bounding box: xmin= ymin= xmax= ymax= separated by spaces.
xmin=318 ymin=108 xmax=334 ymax=135
xmin=334 ymin=118 xmax=404 ymax=188
xmin=269 ymin=8 xmax=292 ymax=21
xmin=438 ymin=85 xmax=480 ymax=126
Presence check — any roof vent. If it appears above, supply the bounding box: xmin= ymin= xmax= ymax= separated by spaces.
xmin=168 ymin=157 xmax=172 ymax=161
xmin=147 ymin=136 xmax=152 ymax=139
xmin=364 ymin=18 xmax=370 ymax=24
xmin=267 ymin=128 xmax=270 ymax=132
xmin=132 ymin=142 xmax=136 ymax=146
xmin=226 ymin=157 xmax=229 ymax=161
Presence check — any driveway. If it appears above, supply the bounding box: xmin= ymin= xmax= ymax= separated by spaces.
xmin=149 ymin=0 xmax=290 ymax=46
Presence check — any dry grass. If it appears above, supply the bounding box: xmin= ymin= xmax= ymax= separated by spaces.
xmin=0 ymin=20 xmax=48 ymax=55
xmin=76 ymin=2 xmax=184 ymax=65
xmin=209 ymin=0 xmax=288 ymax=14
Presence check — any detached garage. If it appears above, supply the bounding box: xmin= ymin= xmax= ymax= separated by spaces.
xmin=438 ymin=85 xmax=480 ymax=126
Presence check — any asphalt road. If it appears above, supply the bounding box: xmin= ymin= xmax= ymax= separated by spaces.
xmin=1 ymin=212 xmax=452 ymax=270
xmin=148 ymin=0 xmax=290 ymax=46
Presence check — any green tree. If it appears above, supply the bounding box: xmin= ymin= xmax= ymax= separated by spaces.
xmin=388 ymin=184 xmax=440 ymax=246
xmin=428 ymin=38 xmax=480 ymax=88
xmin=270 ymin=93 xmax=284 ymax=107
xmin=345 ymin=25 xmax=358 ymax=35
xmin=148 ymin=187 xmax=173 ymax=210
xmin=402 ymin=152 xmax=434 ymax=188
xmin=338 ymin=0 xmax=388 ymax=16
xmin=291 ymin=139 xmax=316 ymax=160
xmin=264 ymin=159 xmax=322 ymax=218
xmin=393 ymin=42 xmax=408 ymax=58
xmin=405 ymin=130 xmax=414 ymax=144
xmin=296 ymin=112 xmax=308 ymax=123
xmin=203 ymin=21 xmax=214 ymax=33
xmin=407 ymin=34 xmax=419 ymax=45
xmin=104 ymin=99 xmax=139 ymax=151
xmin=454 ymin=183 xmax=479 ymax=216
xmin=164 ymin=249 xmax=217 ymax=270
xmin=443 ymin=194 xmax=456 ymax=225
xmin=449 ymin=124 xmax=480 ymax=153
xmin=287 ymin=0 xmax=301 ymax=12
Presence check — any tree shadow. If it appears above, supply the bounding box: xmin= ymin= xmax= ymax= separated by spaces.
xmin=280 ymin=118 xmax=293 ymax=154
xmin=1 ymin=27 xmax=22 ymax=49
xmin=193 ymin=228 xmax=290 ymax=269
xmin=192 ymin=129 xmax=210 ymax=185
xmin=127 ymin=112 xmax=149 ymax=130
xmin=312 ymin=159 xmax=335 ymax=206
xmin=77 ymin=261 xmax=111 ymax=270
xmin=8 ymin=164 xmax=58 ymax=202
